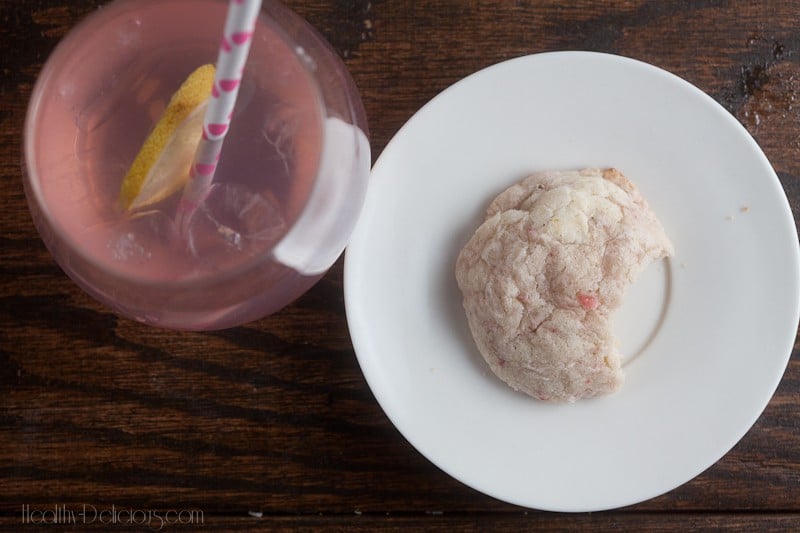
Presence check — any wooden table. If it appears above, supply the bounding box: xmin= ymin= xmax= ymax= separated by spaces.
xmin=2 ymin=1 xmax=799 ymax=530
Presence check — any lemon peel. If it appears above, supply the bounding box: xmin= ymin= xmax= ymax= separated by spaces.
xmin=119 ymin=64 xmax=215 ymax=210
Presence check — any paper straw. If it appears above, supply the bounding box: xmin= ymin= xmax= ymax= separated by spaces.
xmin=177 ymin=0 xmax=263 ymax=231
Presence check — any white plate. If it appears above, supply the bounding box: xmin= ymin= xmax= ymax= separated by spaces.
xmin=344 ymin=52 xmax=800 ymax=512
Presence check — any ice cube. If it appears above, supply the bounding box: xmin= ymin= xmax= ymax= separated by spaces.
xmin=106 ymin=209 xmax=177 ymax=264
xmin=186 ymin=183 xmax=286 ymax=260
xmin=108 ymin=231 xmax=149 ymax=262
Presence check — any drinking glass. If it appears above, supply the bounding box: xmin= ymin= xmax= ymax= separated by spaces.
xmin=24 ymin=0 xmax=370 ymax=330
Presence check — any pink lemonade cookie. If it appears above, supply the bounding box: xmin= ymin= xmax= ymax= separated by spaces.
xmin=455 ymin=168 xmax=673 ymax=402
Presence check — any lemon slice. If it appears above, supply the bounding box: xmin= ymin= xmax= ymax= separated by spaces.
xmin=120 ymin=64 xmax=215 ymax=210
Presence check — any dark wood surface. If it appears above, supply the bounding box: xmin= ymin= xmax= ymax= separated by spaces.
xmin=2 ymin=0 xmax=799 ymax=530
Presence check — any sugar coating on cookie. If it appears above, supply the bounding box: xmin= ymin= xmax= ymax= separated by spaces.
xmin=455 ymin=168 xmax=673 ymax=402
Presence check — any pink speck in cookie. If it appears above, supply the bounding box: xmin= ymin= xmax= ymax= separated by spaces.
xmin=577 ymin=293 xmax=599 ymax=310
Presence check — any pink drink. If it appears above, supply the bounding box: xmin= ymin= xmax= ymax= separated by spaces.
xmin=24 ymin=0 xmax=370 ymax=330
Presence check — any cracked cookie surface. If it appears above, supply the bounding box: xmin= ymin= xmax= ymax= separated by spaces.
xmin=455 ymin=168 xmax=673 ymax=402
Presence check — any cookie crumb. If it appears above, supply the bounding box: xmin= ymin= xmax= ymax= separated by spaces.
xmin=741 ymin=205 xmax=750 ymax=213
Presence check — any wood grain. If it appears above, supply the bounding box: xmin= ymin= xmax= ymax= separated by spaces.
xmin=1 ymin=0 xmax=799 ymax=530
xmin=1 ymin=512 xmax=799 ymax=532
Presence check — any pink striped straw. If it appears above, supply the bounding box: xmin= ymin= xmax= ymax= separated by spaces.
xmin=177 ymin=0 xmax=263 ymax=232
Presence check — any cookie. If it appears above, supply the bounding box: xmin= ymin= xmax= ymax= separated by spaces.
xmin=455 ymin=168 xmax=673 ymax=402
